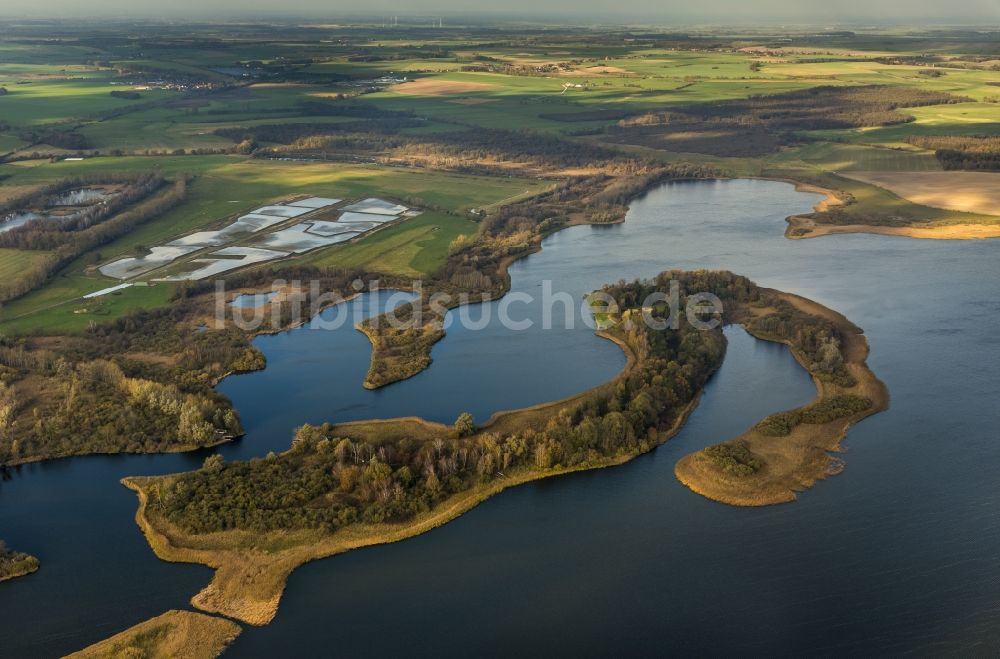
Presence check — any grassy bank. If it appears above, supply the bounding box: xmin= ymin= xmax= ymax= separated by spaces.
xmin=0 ymin=541 xmax=39 ymax=583
xmin=65 ymin=609 xmax=241 ymax=659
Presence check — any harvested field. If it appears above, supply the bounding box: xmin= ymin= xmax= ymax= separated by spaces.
xmin=565 ymin=65 xmax=632 ymax=76
xmin=390 ymin=78 xmax=498 ymax=96
xmin=840 ymin=171 xmax=1000 ymax=216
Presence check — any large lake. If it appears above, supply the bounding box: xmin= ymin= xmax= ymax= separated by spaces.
xmin=2 ymin=179 xmax=999 ymax=656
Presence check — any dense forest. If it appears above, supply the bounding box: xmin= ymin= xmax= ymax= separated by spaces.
xmin=0 ymin=337 xmax=245 ymax=463
xmin=742 ymin=297 xmax=857 ymax=387
xmin=611 ymin=275 xmax=876 ymax=477
xmin=0 ymin=265 xmax=401 ymax=464
xmin=263 ymin=126 xmax=628 ymax=173
xmin=0 ymin=176 xmax=186 ymax=303
xmin=667 ymin=85 xmax=965 ymax=129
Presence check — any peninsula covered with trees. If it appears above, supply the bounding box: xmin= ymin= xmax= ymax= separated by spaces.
xmin=123 ymin=269 xmax=885 ymax=625
xmin=0 ymin=20 xmax=996 ymax=657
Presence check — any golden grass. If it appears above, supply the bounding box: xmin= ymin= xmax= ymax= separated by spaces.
xmin=839 ymin=171 xmax=1000 ymax=217
xmin=787 ymin=217 xmax=1000 ymax=240
xmin=65 ymin=609 xmax=241 ymax=659
xmin=390 ymin=79 xmax=498 ymax=96
xmin=674 ymin=291 xmax=890 ymax=506
xmin=563 ymin=65 xmax=633 ymax=76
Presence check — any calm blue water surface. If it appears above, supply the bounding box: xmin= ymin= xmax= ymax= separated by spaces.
xmin=2 ymin=179 xmax=999 ymax=656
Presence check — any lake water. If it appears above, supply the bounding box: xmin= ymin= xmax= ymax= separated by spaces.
xmin=0 ymin=211 xmax=43 ymax=233
xmin=2 ymin=179 xmax=999 ymax=656
xmin=0 ymin=189 xmax=113 ymax=233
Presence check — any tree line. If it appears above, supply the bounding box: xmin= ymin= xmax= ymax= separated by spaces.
xmin=907 ymin=135 xmax=1000 ymax=170
xmin=145 ymin=271 xmax=739 ymax=534
xmin=0 ymin=173 xmax=164 ymax=251
xmin=0 ymin=176 xmax=187 ymax=304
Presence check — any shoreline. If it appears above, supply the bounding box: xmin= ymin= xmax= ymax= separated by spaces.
xmin=119 ymin=177 xmax=892 ymax=632
xmin=65 ymin=609 xmax=241 ymax=658
xmin=122 ymin=283 xmax=890 ymax=626
xmin=123 ymin=417 xmax=707 ymax=629
xmin=786 ymin=215 xmax=1000 ymax=240
xmin=121 ymin=327 xmax=649 ymax=626
xmin=674 ymin=290 xmax=890 ymax=506
xmin=766 ymin=177 xmax=1000 ymax=241
xmin=0 ymin=563 xmax=39 ymax=583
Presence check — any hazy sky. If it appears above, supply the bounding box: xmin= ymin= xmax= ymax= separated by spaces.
xmin=1 ymin=0 xmax=998 ymax=23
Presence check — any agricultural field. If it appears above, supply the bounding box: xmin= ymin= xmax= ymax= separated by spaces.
xmin=805 ymin=102 xmax=1000 ymax=147
xmin=839 ymin=170 xmax=1000 ymax=215
xmin=787 ymin=142 xmax=942 ymax=171
xmin=300 ymin=210 xmax=477 ymax=277
xmin=0 ymin=155 xmax=547 ymax=333
xmin=0 ymin=23 xmax=998 ymax=336
xmin=1 ymin=20 xmax=1000 ymax=659
xmin=0 ymin=248 xmax=51 ymax=281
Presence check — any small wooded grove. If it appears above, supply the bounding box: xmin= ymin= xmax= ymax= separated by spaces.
xmin=146 ymin=271 xmax=773 ymax=535
xmin=0 ymin=337 xmax=245 ymax=464
xmin=754 ymin=394 xmax=873 ymax=437
xmin=0 ymin=540 xmax=38 ymax=581
xmin=907 ymin=135 xmax=1000 ymax=170
xmin=0 ymin=174 xmax=188 ymax=304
